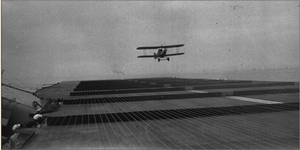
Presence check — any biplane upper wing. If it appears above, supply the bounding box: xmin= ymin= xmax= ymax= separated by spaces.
xmin=137 ymin=46 xmax=161 ymax=50
xmin=137 ymin=44 xmax=184 ymax=50
xmin=137 ymin=55 xmax=155 ymax=58
xmin=161 ymin=44 xmax=184 ymax=49
xmin=165 ymin=52 xmax=185 ymax=57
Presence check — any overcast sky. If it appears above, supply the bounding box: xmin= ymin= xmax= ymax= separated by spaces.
xmin=2 ymin=1 xmax=299 ymax=88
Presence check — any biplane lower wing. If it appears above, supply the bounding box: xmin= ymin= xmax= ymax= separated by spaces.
xmin=137 ymin=55 xmax=155 ymax=58
xmin=137 ymin=52 xmax=184 ymax=58
xmin=165 ymin=53 xmax=185 ymax=57
xmin=137 ymin=44 xmax=184 ymax=50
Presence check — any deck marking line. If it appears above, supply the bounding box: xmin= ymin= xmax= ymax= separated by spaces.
xmin=188 ymin=90 xmax=208 ymax=93
xmin=227 ymin=96 xmax=283 ymax=104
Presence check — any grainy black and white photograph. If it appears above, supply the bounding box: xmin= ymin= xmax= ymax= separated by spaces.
xmin=1 ymin=1 xmax=299 ymax=149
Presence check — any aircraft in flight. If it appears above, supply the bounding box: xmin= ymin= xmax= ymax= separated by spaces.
xmin=137 ymin=44 xmax=184 ymax=62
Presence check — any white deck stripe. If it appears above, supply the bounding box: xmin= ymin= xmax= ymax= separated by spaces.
xmin=227 ymin=96 xmax=283 ymax=104
xmin=188 ymin=90 xmax=208 ymax=93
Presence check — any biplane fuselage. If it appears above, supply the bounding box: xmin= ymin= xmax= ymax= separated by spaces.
xmin=137 ymin=44 xmax=185 ymax=62
xmin=156 ymin=49 xmax=167 ymax=58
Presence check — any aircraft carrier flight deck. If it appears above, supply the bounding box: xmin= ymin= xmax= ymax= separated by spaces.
xmin=20 ymin=77 xmax=299 ymax=149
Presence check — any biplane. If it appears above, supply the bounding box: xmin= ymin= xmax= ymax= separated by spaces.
xmin=137 ymin=44 xmax=185 ymax=62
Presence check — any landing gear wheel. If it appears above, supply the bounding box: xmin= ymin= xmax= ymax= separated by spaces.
xmin=167 ymin=58 xmax=170 ymax=61
xmin=158 ymin=58 xmax=160 ymax=62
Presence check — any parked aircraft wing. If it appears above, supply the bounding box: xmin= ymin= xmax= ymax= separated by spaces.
xmin=165 ymin=53 xmax=185 ymax=57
